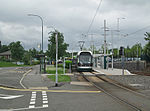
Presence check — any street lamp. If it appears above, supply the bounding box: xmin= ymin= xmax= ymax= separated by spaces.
xmin=117 ymin=17 xmax=125 ymax=32
xmin=28 ymin=14 xmax=44 ymax=73
xmin=117 ymin=18 xmax=125 ymax=57
xmin=28 ymin=14 xmax=44 ymax=52
xmin=48 ymin=27 xmax=58 ymax=87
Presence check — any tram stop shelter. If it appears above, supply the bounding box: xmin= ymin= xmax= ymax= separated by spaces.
xmin=93 ymin=54 xmax=112 ymax=69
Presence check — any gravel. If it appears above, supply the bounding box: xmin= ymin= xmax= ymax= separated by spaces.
xmin=106 ymin=75 xmax=150 ymax=90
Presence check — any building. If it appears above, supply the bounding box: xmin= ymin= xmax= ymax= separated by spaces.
xmin=0 ymin=50 xmax=11 ymax=60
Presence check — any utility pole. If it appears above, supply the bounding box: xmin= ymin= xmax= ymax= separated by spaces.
xmin=78 ymin=41 xmax=85 ymax=51
xmin=117 ymin=18 xmax=125 ymax=58
xmin=104 ymin=20 xmax=107 ymax=56
xmin=90 ymin=34 xmax=94 ymax=54
xmin=103 ymin=20 xmax=107 ymax=69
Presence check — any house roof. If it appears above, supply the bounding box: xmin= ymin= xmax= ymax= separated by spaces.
xmin=0 ymin=50 xmax=11 ymax=56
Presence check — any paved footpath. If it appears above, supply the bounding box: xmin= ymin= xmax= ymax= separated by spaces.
xmin=22 ymin=65 xmax=54 ymax=89
xmin=93 ymin=67 xmax=134 ymax=75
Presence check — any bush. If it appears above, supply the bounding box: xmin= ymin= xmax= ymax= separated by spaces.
xmin=33 ymin=60 xmax=40 ymax=65
xmin=54 ymin=63 xmax=64 ymax=68
xmin=65 ymin=60 xmax=72 ymax=69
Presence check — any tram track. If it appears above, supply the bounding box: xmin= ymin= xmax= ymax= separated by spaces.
xmin=79 ymin=71 xmax=150 ymax=111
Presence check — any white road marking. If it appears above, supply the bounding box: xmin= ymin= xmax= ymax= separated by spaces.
xmin=43 ymin=98 xmax=48 ymax=100
xmin=43 ymin=101 xmax=48 ymax=104
xmin=31 ymin=96 xmax=36 ymax=99
xmin=20 ymin=69 xmax=32 ymax=89
xmin=29 ymin=105 xmax=35 ymax=108
xmin=42 ymin=91 xmax=48 ymax=108
xmin=29 ymin=92 xmax=37 ymax=108
xmin=0 ymin=94 xmax=23 ymax=100
xmin=43 ymin=95 xmax=47 ymax=98
xmin=32 ymin=94 xmax=36 ymax=96
xmin=28 ymin=91 xmax=49 ymax=109
xmin=30 ymin=101 xmax=35 ymax=104
xmin=30 ymin=98 xmax=36 ymax=101
xmin=43 ymin=104 xmax=48 ymax=107
xmin=42 ymin=93 xmax=47 ymax=96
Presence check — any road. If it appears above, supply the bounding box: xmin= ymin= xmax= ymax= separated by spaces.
xmin=0 ymin=66 xmax=146 ymax=111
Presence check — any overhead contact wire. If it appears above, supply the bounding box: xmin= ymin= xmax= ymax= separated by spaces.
xmin=86 ymin=0 xmax=103 ymax=35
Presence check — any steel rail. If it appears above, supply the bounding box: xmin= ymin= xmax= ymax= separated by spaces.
xmin=80 ymin=72 xmax=142 ymax=111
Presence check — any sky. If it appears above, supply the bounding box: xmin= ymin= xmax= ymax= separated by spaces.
xmin=0 ymin=0 xmax=150 ymax=52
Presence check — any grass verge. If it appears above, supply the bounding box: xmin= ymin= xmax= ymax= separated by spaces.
xmin=47 ymin=75 xmax=71 ymax=82
xmin=46 ymin=66 xmax=66 ymax=74
xmin=0 ymin=61 xmax=19 ymax=67
xmin=46 ymin=65 xmax=71 ymax=82
xmin=0 ymin=61 xmax=32 ymax=67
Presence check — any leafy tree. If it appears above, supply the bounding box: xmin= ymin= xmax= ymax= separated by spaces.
xmin=29 ymin=48 xmax=39 ymax=58
xmin=143 ymin=32 xmax=150 ymax=61
xmin=22 ymin=51 xmax=30 ymax=65
xmin=113 ymin=48 xmax=118 ymax=58
xmin=0 ymin=45 xmax=9 ymax=53
xmin=46 ymin=30 xmax=69 ymax=60
xmin=9 ymin=41 xmax=24 ymax=61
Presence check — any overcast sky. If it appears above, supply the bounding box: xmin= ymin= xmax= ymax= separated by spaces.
xmin=0 ymin=0 xmax=150 ymax=52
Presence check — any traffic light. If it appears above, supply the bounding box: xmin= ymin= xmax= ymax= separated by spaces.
xmin=119 ymin=46 xmax=124 ymax=56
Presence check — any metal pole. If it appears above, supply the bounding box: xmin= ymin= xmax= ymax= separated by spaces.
xmin=111 ymin=30 xmax=114 ymax=70
xmin=122 ymin=48 xmax=124 ymax=75
xmin=137 ymin=43 xmax=139 ymax=58
xmin=72 ymin=48 xmax=73 ymax=59
xmin=28 ymin=14 xmax=44 ymax=72
xmin=55 ymin=32 xmax=58 ymax=86
xmin=104 ymin=20 xmax=106 ymax=56
xmin=103 ymin=20 xmax=107 ymax=69
xmin=64 ymin=57 xmax=65 ymax=75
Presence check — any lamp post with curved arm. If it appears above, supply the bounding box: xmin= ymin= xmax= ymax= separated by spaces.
xmin=28 ymin=14 xmax=43 ymax=52
xmin=28 ymin=14 xmax=44 ymax=73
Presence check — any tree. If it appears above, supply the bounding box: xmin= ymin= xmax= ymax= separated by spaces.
xmin=46 ymin=30 xmax=69 ymax=60
xmin=143 ymin=32 xmax=150 ymax=61
xmin=22 ymin=51 xmax=30 ymax=65
xmin=29 ymin=48 xmax=39 ymax=58
xmin=113 ymin=48 xmax=118 ymax=58
xmin=0 ymin=45 xmax=9 ymax=53
xmin=9 ymin=41 xmax=24 ymax=61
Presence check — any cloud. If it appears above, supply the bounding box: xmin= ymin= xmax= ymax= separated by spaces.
xmin=0 ymin=0 xmax=150 ymax=52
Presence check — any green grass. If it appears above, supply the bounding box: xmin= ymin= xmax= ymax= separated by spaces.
xmin=46 ymin=66 xmax=66 ymax=74
xmin=0 ymin=61 xmax=32 ymax=67
xmin=0 ymin=61 xmax=19 ymax=67
xmin=46 ymin=65 xmax=71 ymax=82
xmin=47 ymin=75 xmax=71 ymax=82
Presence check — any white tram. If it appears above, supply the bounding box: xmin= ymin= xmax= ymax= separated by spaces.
xmin=76 ymin=51 xmax=93 ymax=71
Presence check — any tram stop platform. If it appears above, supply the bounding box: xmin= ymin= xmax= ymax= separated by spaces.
xmin=93 ymin=67 xmax=135 ymax=75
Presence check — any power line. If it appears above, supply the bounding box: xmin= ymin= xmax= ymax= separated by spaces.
xmin=124 ymin=25 xmax=150 ymax=37
xmin=86 ymin=0 xmax=103 ymax=34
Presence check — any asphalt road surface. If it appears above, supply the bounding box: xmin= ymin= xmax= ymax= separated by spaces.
xmin=0 ymin=66 xmax=145 ymax=111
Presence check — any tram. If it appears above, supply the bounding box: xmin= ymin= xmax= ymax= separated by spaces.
xmin=76 ymin=51 xmax=93 ymax=71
